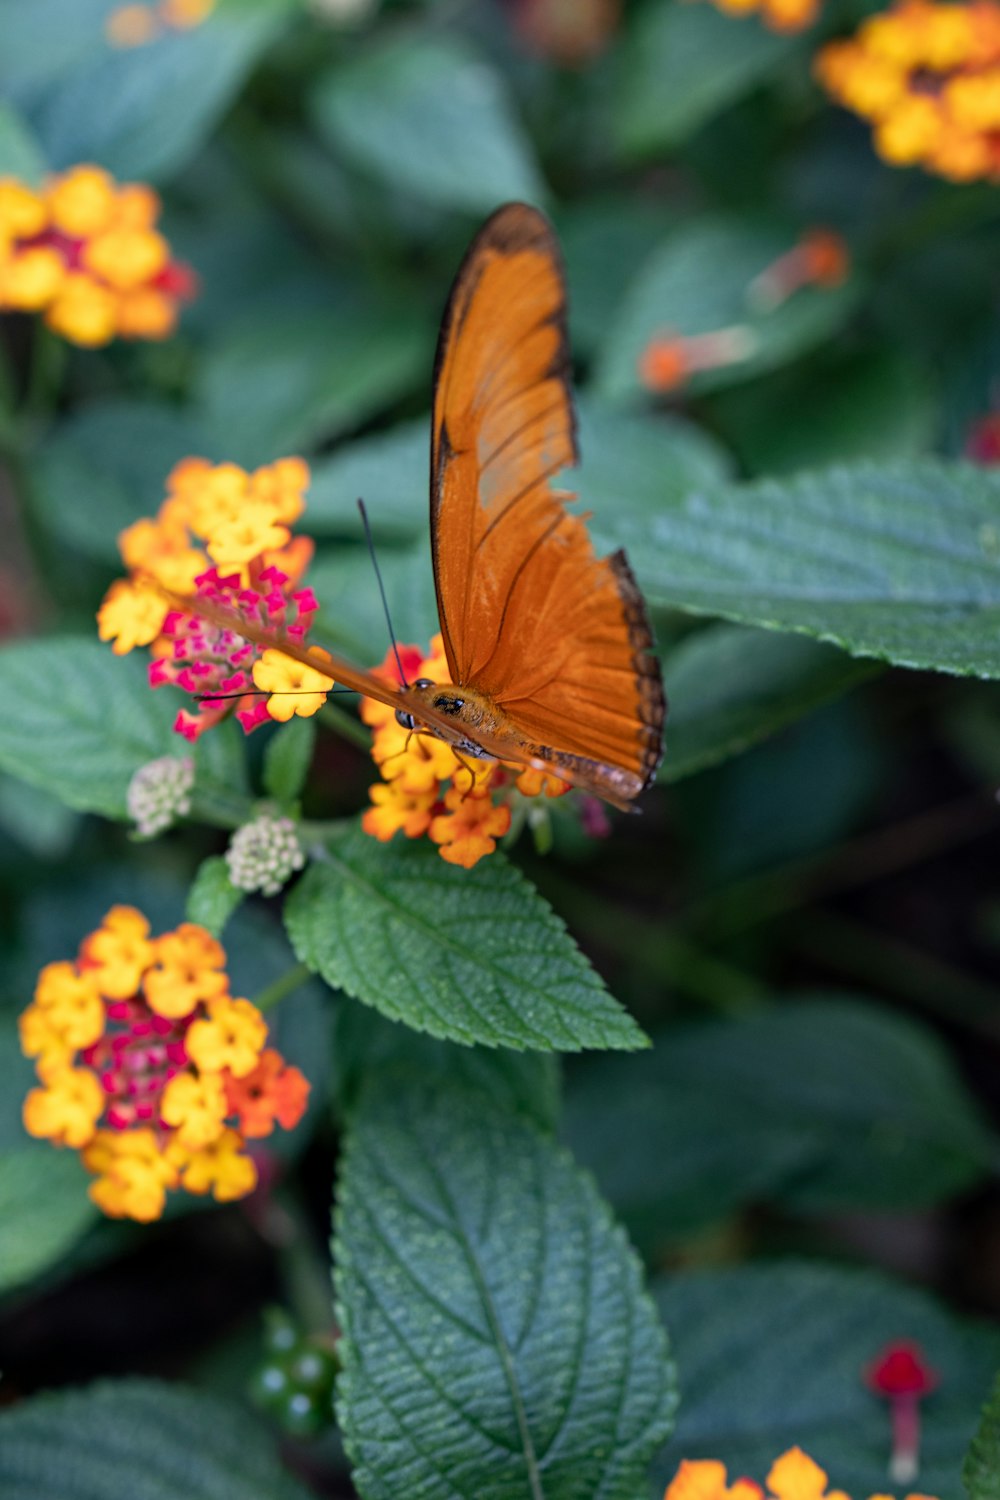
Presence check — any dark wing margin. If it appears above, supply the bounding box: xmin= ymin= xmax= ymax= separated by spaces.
xmin=608 ymin=549 xmax=666 ymax=790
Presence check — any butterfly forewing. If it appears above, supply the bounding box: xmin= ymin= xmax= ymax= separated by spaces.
xmin=430 ymin=202 xmax=665 ymax=794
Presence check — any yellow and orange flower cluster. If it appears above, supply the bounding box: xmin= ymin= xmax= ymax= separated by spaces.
xmin=662 ymin=1447 xmax=937 ymax=1500
xmin=0 ymin=165 xmax=196 ymax=346
xmin=106 ymin=0 xmax=215 ymax=47
xmin=20 ymin=907 xmax=309 ymax=1221
xmin=702 ymin=0 xmax=820 ymax=34
xmin=98 ymin=456 xmax=325 ymax=740
xmin=816 ymin=0 xmax=1000 ymax=181
xmin=360 ymin=637 xmax=570 ymax=869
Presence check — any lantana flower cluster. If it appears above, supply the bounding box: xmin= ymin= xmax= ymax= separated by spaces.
xmin=97 ymin=455 xmax=327 ymax=741
xmin=662 ymin=1447 xmax=938 ymax=1500
xmin=360 ymin=637 xmax=571 ymax=869
xmin=815 ymin=1 xmax=1000 ymax=182
xmin=703 ymin=0 xmax=820 ymax=35
xmin=20 ymin=907 xmax=309 ymax=1222
xmin=0 ymin=165 xmax=195 ymax=346
xmin=107 ymin=0 xmax=215 ymax=46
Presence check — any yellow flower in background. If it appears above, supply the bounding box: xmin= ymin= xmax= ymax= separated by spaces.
xmin=701 ymin=0 xmax=820 ymax=34
xmin=0 ymin=164 xmax=196 ymax=345
xmin=19 ymin=907 xmax=309 ymax=1222
xmin=97 ymin=456 xmax=320 ymax=742
xmin=815 ymin=1 xmax=1000 ymax=182
xmin=106 ymin=0 xmax=216 ymax=47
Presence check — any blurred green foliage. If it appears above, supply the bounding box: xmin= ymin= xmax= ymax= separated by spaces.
xmin=1 ymin=0 xmax=1000 ymax=1496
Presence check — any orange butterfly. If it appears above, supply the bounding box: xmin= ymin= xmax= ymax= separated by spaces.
xmin=163 ymin=203 xmax=665 ymax=810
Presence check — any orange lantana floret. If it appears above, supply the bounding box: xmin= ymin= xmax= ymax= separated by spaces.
xmin=20 ymin=908 xmax=308 ymax=1222
xmin=429 ymin=786 xmax=513 ymax=868
xmin=224 ymin=1049 xmax=310 ymax=1138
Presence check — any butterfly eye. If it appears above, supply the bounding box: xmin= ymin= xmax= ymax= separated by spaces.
xmin=394 ymin=709 xmax=416 ymax=730
xmin=414 ymin=678 xmax=434 ymax=689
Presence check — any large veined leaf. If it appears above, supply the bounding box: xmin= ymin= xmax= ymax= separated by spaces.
xmin=335 ymin=1073 xmax=676 ymax=1500
xmin=661 ymin=624 xmax=876 ymax=781
xmin=284 ymin=826 xmax=645 ymax=1052
xmin=312 ymin=34 xmax=545 ymax=213
xmin=965 ymin=1372 xmax=1000 ymax=1500
xmin=29 ymin=0 xmax=295 ymax=182
xmin=595 ymin=218 xmax=860 ymax=403
xmin=0 ymin=1379 xmax=313 ymax=1499
xmin=654 ymin=1261 xmax=1000 ymax=1497
xmin=565 ymin=997 xmax=994 ymax=1247
xmin=707 ymin=347 xmax=937 ymax=477
xmin=593 ymin=459 xmax=1000 ymax=680
xmin=612 ymin=1 xmax=799 ymax=157
xmin=0 ymin=638 xmax=177 ymax=818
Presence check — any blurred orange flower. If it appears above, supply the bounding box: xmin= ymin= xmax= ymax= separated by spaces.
xmin=0 ymin=166 xmax=196 ymax=346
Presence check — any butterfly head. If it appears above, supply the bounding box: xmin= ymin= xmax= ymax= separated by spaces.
xmin=394 ymin=678 xmax=470 ymax=731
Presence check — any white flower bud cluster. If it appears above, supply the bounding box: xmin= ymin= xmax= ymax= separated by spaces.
xmin=127 ymin=756 xmax=195 ymax=837
xmin=226 ymin=815 xmax=305 ymax=897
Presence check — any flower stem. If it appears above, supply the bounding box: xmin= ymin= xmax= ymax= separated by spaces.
xmin=318 ymin=699 xmax=372 ymax=752
xmin=252 ymin=962 xmax=312 ymax=1014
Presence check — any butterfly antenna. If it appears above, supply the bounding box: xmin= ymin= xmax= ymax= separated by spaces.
xmin=357 ymin=497 xmax=409 ymax=688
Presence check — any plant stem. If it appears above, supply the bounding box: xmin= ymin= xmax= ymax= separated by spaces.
xmin=318 ymin=699 xmax=372 ymax=752
xmin=252 ymin=962 xmax=312 ymax=1014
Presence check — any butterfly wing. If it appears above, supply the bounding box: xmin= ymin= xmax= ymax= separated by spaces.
xmin=430 ymin=201 xmax=665 ymax=798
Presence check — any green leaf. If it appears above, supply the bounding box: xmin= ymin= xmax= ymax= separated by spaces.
xmin=307 ymin=418 xmax=428 ymax=540
xmin=0 ymin=100 xmax=47 ymax=181
xmin=31 ymin=0 xmax=295 ymax=182
xmin=263 ymin=717 xmax=316 ymax=804
xmin=0 ymin=638 xmax=177 ymax=818
xmin=284 ymin=826 xmax=645 ymax=1052
xmin=330 ymin=999 xmax=561 ymax=1132
xmin=612 ymin=3 xmax=799 ymax=157
xmin=565 ymin=997 xmax=994 ymax=1246
xmin=312 ymin=34 xmax=545 ymax=214
xmin=196 ymin=298 xmax=429 ymax=468
xmin=194 ymin=714 xmax=251 ymax=802
xmin=574 ymin=398 xmax=734 ymax=518
xmin=964 ymin=1371 xmax=1000 ymax=1500
xmin=186 ymin=855 xmax=244 ymax=938
xmin=661 ymin=624 xmax=877 ymax=782
xmin=654 ymin=1260 xmax=1000 ymax=1496
xmin=34 ymin=398 xmax=217 ymax=566
xmin=0 ymin=1146 xmax=97 ymax=1294
xmin=595 ymin=218 xmax=860 ymax=402
xmin=707 ymin=347 xmax=937 ymax=477
xmin=335 ymin=1073 xmax=676 ymax=1499
xmin=0 ymin=775 xmax=80 ymax=857
xmin=310 ymin=537 xmax=437 ymax=659
xmin=0 ymin=1379 xmax=314 ymax=1498
xmin=594 ymin=458 xmax=1000 ymax=680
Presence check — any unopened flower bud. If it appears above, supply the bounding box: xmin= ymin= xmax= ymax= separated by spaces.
xmin=226 ymin=815 xmax=305 ymax=897
xmin=127 ymin=755 xmax=194 ymax=836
